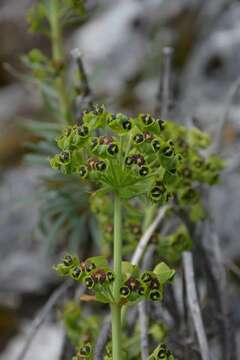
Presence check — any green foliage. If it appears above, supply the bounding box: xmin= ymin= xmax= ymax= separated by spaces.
xmin=27 ymin=0 xmax=86 ymax=34
xmin=22 ymin=0 xmax=89 ymax=252
xmin=158 ymin=224 xmax=192 ymax=263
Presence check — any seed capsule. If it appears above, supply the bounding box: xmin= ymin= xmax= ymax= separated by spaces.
xmin=152 ymin=139 xmax=161 ymax=152
xmin=95 ymin=160 xmax=106 ymax=171
xmin=79 ymin=166 xmax=88 ymax=178
xmin=150 ymin=290 xmax=161 ymax=301
xmin=85 ymin=262 xmax=96 ymax=272
xmin=158 ymin=119 xmax=166 ymax=131
xmin=150 ymin=187 xmax=162 ymax=199
xmin=122 ymin=120 xmax=132 ymax=130
xmin=125 ymin=156 xmax=134 ymax=166
xmin=134 ymin=134 xmax=144 ymax=144
xmin=77 ymin=125 xmax=89 ymax=137
xmin=120 ymin=286 xmax=130 ymax=297
xmin=59 ymin=151 xmax=70 ymax=163
xmin=80 ymin=344 xmax=91 ymax=355
xmin=139 ymin=166 xmax=149 ymax=176
xmin=85 ymin=276 xmax=95 ymax=289
xmin=141 ymin=272 xmax=152 ymax=283
xmin=107 ymin=271 xmax=114 ymax=282
xmin=157 ymin=349 xmax=166 ymax=359
xmin=141 ymin=114 xmax=153 ymax=125
xmin=63 ymin=255 xmax=73 ymax=266
xmin=138 ymin=287 xmax=145 ymax=296
xmin=72 ymin=266 xmax=82 ymax=279
xmin=107 ymin=143 xmax=119 ymax=155
xmin=163 ymin=146 xmax=173 ymax=157
xmin=93 ymin=104 xmax=104 ymax=115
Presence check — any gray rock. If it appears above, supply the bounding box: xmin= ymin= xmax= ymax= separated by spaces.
xmin=0 ymin=322 xmax=64 ymax=360
xmin=0 ymin=166 xmax=57 ymax=304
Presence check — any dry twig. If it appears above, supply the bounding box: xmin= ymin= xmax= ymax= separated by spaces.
xmin=182 ymin=251 xmax=211 ymax=360
xmin=155 ymin=47 xmax=174 ymax=118
xmin=16 ymin=280 xmax=72 ymax=360
xmin=131 ymin=205 xmax=168 ymax=266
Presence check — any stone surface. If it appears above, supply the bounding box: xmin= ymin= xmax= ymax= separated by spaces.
xmin=0 ymin=323 xmax=64 ymax=360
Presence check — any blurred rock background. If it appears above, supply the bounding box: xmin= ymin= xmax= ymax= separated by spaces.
xmin=1 ymin=0 xmax=240 ymax=359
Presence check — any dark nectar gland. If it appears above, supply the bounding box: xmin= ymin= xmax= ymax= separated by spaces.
xmin=77 ymin=125 xmax=89 ymax=137
xmin=134 ymin=134 xmax=144 ymax=144
xmin=107 ymin=143 xmax=119 ymax=155
xmin=72 ymin=266 xmax=82 ymax=279
xmin=95 ymin=161 xmax=106 ymax=171
xmin=63 ymin=255 xmax=73 ymax=266
xmin=79 ymin=166 xmax=88 ymax=178
xmin=59 ymin=151 xmax=70 ymax=163
xmin=122 ymin=120 xmax=132 ymax=130
xmin=139 ymin=166 xmax=149 ymax=176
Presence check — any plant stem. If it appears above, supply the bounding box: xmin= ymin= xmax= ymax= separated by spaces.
xmin=111 ymin=194 xmax=122 ymax=360
xmin=49 ymin=0 xmax=71 ymax=123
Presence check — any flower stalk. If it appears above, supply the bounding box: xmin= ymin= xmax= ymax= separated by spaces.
xmin=111 ymin=193 xmax=122 ymax=360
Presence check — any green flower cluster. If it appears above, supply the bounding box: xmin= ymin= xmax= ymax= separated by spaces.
xmin=50 ymin=105 xmax=223 ymax=202
xmin=72 ymin=343 xmax=92 ymax=360
xmin=54 ymin=255 xmax=175 ymax=305
xmin=148 ymin=344 xmax=175 ymax=360
xmin=158 ymin=224 xmax=192 ymax=264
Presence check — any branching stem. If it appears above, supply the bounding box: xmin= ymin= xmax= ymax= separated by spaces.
xmin=49 ymin=0 xmax=71 ymax=123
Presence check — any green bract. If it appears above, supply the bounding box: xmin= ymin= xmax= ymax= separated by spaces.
xmin=50 ymin=106 xmax=223 ymax=201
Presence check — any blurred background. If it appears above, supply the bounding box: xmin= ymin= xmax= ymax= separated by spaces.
xmin=1 ymin=0 xmax=240 ymax=359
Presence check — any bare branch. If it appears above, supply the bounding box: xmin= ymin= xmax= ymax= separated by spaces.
xmin=16 ymin=280 xmax=73 ymax=360
xmin=201 ymin=222 xmax=237 ymax=360
xmin=225 ymin=258 xmax=240 ymax=279
xmin=138 ymin=301 xmax=149 ymax=360
xmin=212 ymin=76 xmax=240 ymax=153
xmin=131 ymin=205 xmax=169 ymax=266
xmin=182 ymin=251 xmax=211 ymax=360
xmin=155 ymin=46 xmax=174 ymax=119
xmin=138 ymin=244 xmax=155 ymax=360
xmin=94 ymin=316 xmax=111 ymax=360
xmin=71 ymin=48 xmax=93 ymax=104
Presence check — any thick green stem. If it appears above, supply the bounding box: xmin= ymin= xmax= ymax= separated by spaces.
xmin=111 ymin=194 xmax=122 ymax=360
xmin=49 ymin=0 xmax=71 ymax=123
